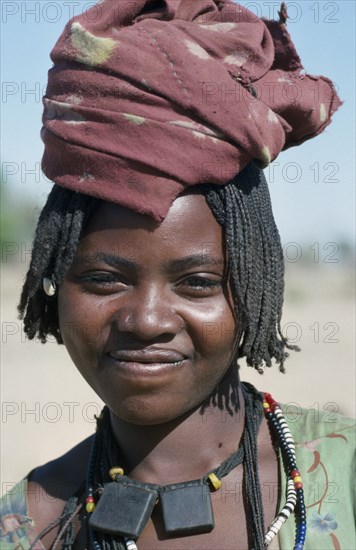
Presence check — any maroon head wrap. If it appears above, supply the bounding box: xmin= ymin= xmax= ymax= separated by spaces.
xmin=41 ymin=0 xmax=341 ymax=221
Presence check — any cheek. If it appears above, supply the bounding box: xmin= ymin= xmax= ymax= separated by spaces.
xmin=188 ymin=301 xmax=237 ymax=359
xmin=57 ymin=285 xmax=109 ymax=362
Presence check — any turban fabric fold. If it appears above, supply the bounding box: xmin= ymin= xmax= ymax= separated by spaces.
xmin=41 ymin=0 xmax=341 ymax=221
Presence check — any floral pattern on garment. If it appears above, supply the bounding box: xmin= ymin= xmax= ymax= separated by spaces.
xmin=278 ymin=406 xmax=355 ymax=550
xmin=310 ymin=512 xmax=338 ymax=534
xmin=0 ymin=479 xmax=45 ymax=550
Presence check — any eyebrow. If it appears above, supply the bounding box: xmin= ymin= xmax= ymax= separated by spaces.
xmin=163 ymin=254 xmax=225 ymax=272
xmin=74 ymin=253 xmax=133 ymax=270
xmin=74 ymin=252 xmax=225 ymax=272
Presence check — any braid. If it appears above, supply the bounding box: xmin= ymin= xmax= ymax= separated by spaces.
xmin=204 ymin=164 xmax=299 ymax=372
xmin=18 ymin=185 xmax=98 ymax=343
xmin=19 ymin=164 xmax=298 ymax=371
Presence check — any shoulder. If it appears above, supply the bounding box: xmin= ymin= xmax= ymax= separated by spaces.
xmin=1 ymin=436 xmax=93 ymax=549
xmin=27 ymin=433 xmax=93 ymax=501
xmin=281 ymin=403 xmax=355 ymax=445
xmin=281 ymin=404 xmax=355 ymax=482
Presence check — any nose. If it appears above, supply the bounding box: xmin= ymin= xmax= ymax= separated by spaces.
xmin=113 ymin=285 xmax=183 ymax=341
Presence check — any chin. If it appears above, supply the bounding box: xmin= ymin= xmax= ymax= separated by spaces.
xmin=109 ymin=395 xmax=198 ymax=426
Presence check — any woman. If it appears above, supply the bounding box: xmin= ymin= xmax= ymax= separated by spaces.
xmin=1 ymin=1 xmax=354 ymax=549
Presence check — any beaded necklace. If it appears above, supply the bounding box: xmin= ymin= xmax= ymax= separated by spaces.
xmin=83 ymin=384 xmax=306 ymax=550
xmin=263 ymin=393 xmax=307 ymax=549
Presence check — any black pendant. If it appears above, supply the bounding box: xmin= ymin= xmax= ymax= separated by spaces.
xmin=89 ymin=478 xmax=159 ymax=538
xmin=161 ymin=479 xmax=215 ymax=536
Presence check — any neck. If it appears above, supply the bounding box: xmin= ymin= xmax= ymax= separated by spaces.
xmin=109 ymin=366 xmax=246 ymax=486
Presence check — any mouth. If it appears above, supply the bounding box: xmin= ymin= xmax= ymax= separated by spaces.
xmin=108 ymin=349 xmax=186 ymax=362
xmin=106 ymin=349 xmax=189 ymax=376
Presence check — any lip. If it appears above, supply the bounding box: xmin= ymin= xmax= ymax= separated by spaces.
xmin=106 ymin=349 xmax=189 ymax=377
xmin=108 ymin=349 xmax=187 ymax=363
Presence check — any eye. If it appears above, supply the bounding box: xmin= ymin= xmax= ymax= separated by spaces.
xmin=178 ymin=275 xmax=222 ymax=296
xmin=76 ymin=272 xmax=128 ymax=293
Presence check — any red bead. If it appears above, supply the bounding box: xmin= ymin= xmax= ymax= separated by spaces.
xmin=264 ymin=393 xmax=278 ymax=409
xmin=291 ymin=469 xmax=300 ymax=478
xmin=264 ymin=408 xmax=271 ymax=414
xmin=294 ymin=482 xmax=303 ymax=489
xmin=86 ymin=496 xmax=94 ymax=503
xmin=264 ymin=393 xmax=273 ymax=403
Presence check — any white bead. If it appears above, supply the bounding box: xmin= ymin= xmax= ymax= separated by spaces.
xmin=124 ymin=539 xmax=138 ymax=550
xmin=287 ymin=494 xmax=296 ymax=503
xmin=43 ymin=277 xmax=56 ymax=296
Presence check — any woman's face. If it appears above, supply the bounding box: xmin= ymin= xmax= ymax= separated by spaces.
xmin=58 ymin=193 xmax=237 ymax=425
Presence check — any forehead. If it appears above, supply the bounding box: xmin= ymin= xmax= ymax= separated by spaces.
xmin=81 ymin=193 xmax=225 ymax=261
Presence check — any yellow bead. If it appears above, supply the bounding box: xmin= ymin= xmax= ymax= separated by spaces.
xmin=263 ymin=402 xmax=269 ymax=408
xmin=86 ymin=502 xmax=96 ymax=513
xmin=208 ymin=473 xmax=222 ymax=490
xmin=293 ymin=475 xmax=302 ymax=483
xmin=109 ymin=466 xmax=124 ymax=480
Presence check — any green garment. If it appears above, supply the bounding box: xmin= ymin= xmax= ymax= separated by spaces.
xmin=278 ymin=406 xmax=355 ymax=549
xmin=0 ymin=478 xmax=42 ymax=549
xmin=1 ymin=407 xmax=355 ymax=549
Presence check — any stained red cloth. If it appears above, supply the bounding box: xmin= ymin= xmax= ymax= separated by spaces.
xmin=41 ymin=0 xmax=341 ymax=221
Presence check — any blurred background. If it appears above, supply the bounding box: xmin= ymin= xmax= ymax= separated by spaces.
xmin=1 ymin=1 xmax=355 ymax=494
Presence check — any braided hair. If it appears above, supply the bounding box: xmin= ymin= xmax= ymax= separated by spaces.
xmin=18 ymin=163 xmax=297 ymax=372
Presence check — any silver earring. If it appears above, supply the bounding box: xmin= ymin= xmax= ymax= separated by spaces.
xmin=43 ymin=277 xmax=56 ymax=297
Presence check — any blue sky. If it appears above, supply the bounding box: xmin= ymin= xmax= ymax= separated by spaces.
xmin=1 ymin=0 xmax=355 ymax=246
